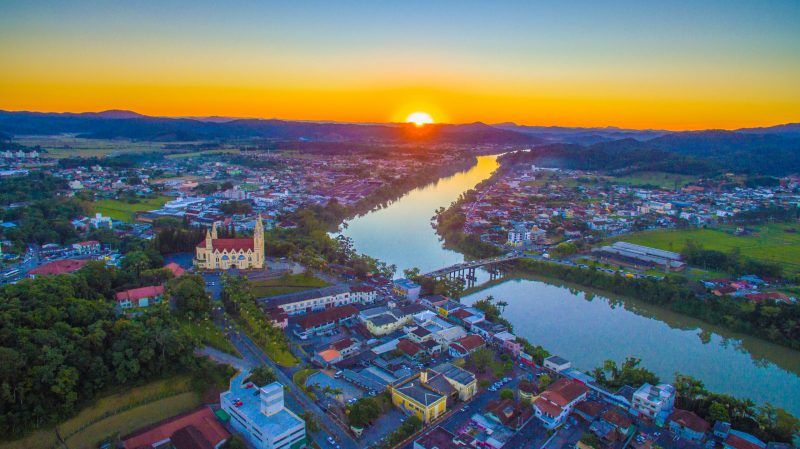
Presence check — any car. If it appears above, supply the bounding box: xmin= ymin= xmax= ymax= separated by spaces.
xmin=461 ymin=406 xmax=468 ymax=412
xmin=327 ymin=437 xmax=335 ymax=444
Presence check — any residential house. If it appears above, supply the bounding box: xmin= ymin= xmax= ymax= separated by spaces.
xmin=630 ymin=383 xmax=675 ymax=425
xmin=533 ymin=378 xmax=589 ymax=429
xmin=723 ymin=431 xmax=766 ymax=449
xmin=448 ymin=334 xmax=486 ymax=358
xmin=667 ymin=409 xmax=709 ymax=442
xmin=485 ymin=399 xmax=534 ymax=431
xmin=115 ymin=285 xmax=165 ymax=309
xmin=393 ymin=278 xmax=422 ymax=301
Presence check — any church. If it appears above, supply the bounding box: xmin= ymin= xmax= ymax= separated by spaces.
xmin=194 ymin=216 xmax=265 ymax=270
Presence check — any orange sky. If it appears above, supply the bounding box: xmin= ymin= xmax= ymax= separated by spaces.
xmin=1 ymin=1 xmax=799 ymax=130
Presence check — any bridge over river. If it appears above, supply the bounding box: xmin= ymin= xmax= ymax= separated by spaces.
xmin=422 ymin=253 xmax=522 ymax=287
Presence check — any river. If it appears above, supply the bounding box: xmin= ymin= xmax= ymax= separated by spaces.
xmin=339 ymin=155 xmax=800 ymax=415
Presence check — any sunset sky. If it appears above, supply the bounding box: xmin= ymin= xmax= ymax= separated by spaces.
xmin=1 ymin=0 xmax=799 ymax=130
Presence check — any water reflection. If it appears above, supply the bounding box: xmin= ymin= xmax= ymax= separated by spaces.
xmin=339 ymin=155 xmax=800 ymax=415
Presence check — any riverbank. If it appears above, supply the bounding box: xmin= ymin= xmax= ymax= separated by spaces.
xmin=430 ymin=159 xmax=800 ymax=351
xmin=465 ymin=270 xmax=800 ymax=378
xmin=507 ymin=257 xmax=800 ymax=351
xmin=338 ymin=154 xmax=800 ymax=416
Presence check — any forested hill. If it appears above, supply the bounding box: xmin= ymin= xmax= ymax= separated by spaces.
xmin=646 ymin=130 xmax=800 ymax=175
xmin=500 ymin=131 xmax=800 ymax=176
xmin=499 ymin=140 xmax=716 ymax=175
xmin=0 ymin=111 xmax=543 ymax=145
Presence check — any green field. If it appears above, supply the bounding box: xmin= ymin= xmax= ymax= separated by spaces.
xmin=251 ymin=272 xmax=329 ymax=297
xmin=90 ymin=195 xmax=171 ymax=221
xmin=610 ymin=171 xmax=699 ymax=189
xmin=180 ymin=319 xmax=239 ymax=356
xmin=165 ymin=149 xmax=240 ymax=159
xmin=14 ymin=136 xmax=171 ymax=159
xmin=614 ymin=222 xmax=800 ymax=276
xmin=0 ymin=376 xmax=198 ymax=449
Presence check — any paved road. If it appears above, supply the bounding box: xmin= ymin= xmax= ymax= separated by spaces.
xmin=227 ymin=331 xmax=360 ymax=449
xmin=196 ymin=346 xmax=252 ymax=370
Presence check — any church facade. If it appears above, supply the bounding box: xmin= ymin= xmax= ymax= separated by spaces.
xmin=194 ymin=217 xmax=265 ymax=270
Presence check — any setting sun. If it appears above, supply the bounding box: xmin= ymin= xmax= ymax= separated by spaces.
xmin=406 ymin=111 xmax=434 ymax=127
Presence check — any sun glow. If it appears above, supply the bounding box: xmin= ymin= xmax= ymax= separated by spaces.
xmin=406 ymin=111 xmax=434 ymax=126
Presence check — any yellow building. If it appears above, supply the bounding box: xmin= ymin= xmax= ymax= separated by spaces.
xmin=430 ymin=363 xmax=477 ymax=402
xmin=388 ymin=363 xmax=477 ymax=424
xmin=193 ymin=217 xmax=265 ymax=270
xmin=389 ymin=371 xmax=447 ymax=424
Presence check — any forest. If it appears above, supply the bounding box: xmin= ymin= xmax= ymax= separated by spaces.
xmin=0 ymin=262 xmax=201 ymax=436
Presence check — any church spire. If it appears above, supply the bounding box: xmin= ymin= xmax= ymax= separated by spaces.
xmin=211 ymin=221 xmax=218 ymax=239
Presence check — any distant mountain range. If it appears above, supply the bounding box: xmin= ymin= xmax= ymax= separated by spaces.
xmin=0 ymin=110 xmax=798 ymax=175
xmin=0 ymin=110 xmax=544 ymax=145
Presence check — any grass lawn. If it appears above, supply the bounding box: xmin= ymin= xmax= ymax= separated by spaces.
xmin=250 ymin=272 xmax=329 ymax=297
xmin=63 ymin=392 xmax=201 ymax=449
xmin=0 ymin=376 xmax=195 ymax=449
xmin=614 ymin=222 xmax=800 ymax=276
xmin=293 ymin=368 xmax=319 ymax=387
xmin=90 ymin=195 xmax=171 ymax=221
xmin=180 ymin=319 xmax=239 ymax=356
xmin=610 ymin=171 xmax=699 ymax=189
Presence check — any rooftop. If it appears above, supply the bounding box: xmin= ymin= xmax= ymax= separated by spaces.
xmin=221 ymin=371 xmax=304 ymax=438
xmin=121 ymin=406 xmax=229 ymax=449
xmin=261 ymin=284 xmax=350 ymax=306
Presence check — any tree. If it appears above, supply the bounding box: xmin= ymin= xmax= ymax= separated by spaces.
xmin=539 ymin=374 xmax=553 ymax=389
xmin=248 ymin=366 xmax=277 ymax=387
xmin=168 ymin=274 xmax=211 ymax=320
xmin=709 ymin=402 xmax=730 ymax=423
xmin=470 ymin=348 xmax=494 ymax=373
xmin=500 ymin=388 xmax=514 ymax=400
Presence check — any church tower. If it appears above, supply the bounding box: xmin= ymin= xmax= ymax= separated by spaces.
xmin=254 ymin=215 xmax=264 ymax=265
xmin=211 ymin=221 xmax=218 ymax=239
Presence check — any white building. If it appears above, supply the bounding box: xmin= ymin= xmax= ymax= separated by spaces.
xmin=630 ymin=383 xmax=676 ymax=425
xmin=543 ymin=355 xmax=572 ymax=372
xmin=507 ymin=224 xmax=532 ymax=246
xmin=221 ymin=372 xmax=306 ymax=449
xmin=263 ymin=284 xmax=355 ymax=316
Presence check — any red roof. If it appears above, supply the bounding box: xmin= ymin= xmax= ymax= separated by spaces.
xmin=74 ymin=240 xmax=100 ymax=247
xmin=164 ymin=262 xmax=186 ymax=278
xmin=29 ymin=259 xmax=89 ymax=276
xmin=603 ymin=408 xmax=633 ymax=429
xmin=331 ymin=338 xmax=355 ymax=351
xmin=122 ymin=406 xmax=229 ymax=449
xmin=196 ymin=238 xmax=254 ymax=251
xmin=451 ymin=309 xmax=474 ymax=320
xmin=455 ymin=334 xmax=485 ymax=352
xmin=725 ymin=433 xmax=765 ymax=449
xmin=115 ymin=285 xmax=165 ymax=302
xmin=668 ymin=409 xmax=709 ymax=433
xmin=397 ymin=338 xmax=423 ymax=357
xmin=297 ymin=305 xmax=358 ymax=330
xmin=540 ymin=378 xmax=589 ymax=407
